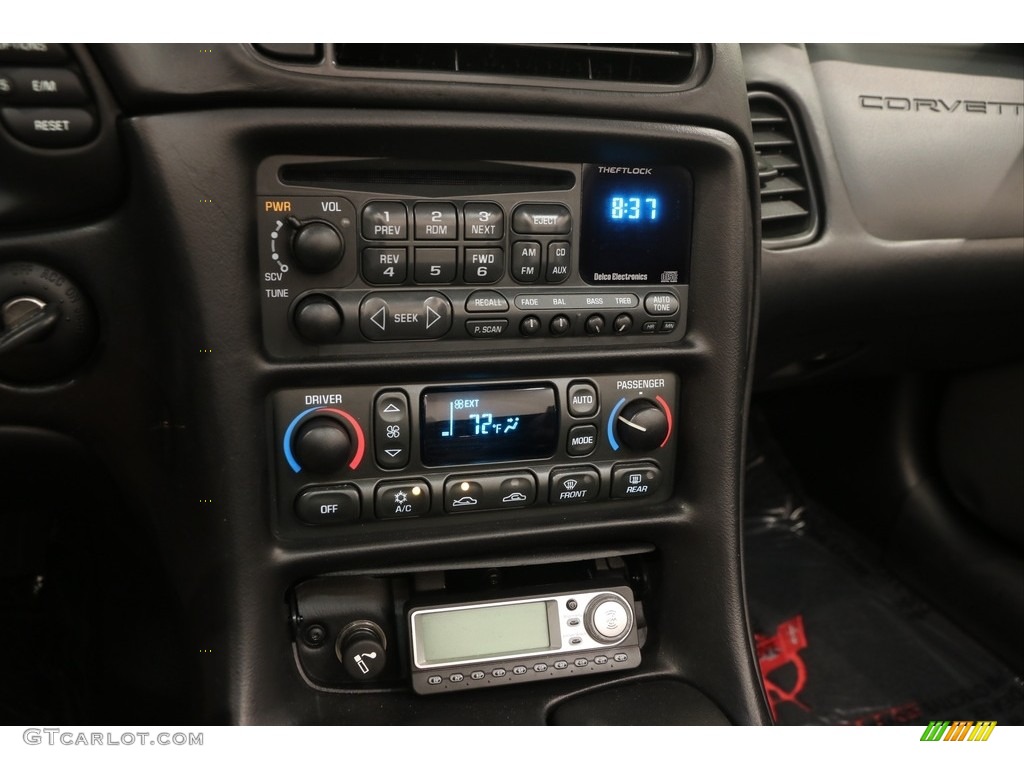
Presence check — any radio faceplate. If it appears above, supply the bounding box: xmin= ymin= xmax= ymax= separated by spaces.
xmin=257 ymin=158 xmax=692 ymax=358
xmin=271 ymin=373 xmax=678 ymax=538
xmin=408 ymin=585 xmax=641 ymax=694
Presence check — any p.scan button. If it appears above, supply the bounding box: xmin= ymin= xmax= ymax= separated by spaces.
xmin=359 ymin=292 xmax=452 ymax=341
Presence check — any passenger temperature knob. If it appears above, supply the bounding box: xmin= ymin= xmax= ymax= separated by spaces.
xmin=615 ymin=398 xmax=670 ymax=451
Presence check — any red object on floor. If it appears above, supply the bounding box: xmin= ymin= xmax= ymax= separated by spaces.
xmin=755 ymin=615 xmax=811 ymax=721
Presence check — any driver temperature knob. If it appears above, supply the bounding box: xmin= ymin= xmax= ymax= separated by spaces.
xmin=615 ymin=398 xmax=670 ymax=451
xmin=290 ymin=219 xmax=344 ymax=273
xmin=292 ymin=415 xmax=353 ymax=473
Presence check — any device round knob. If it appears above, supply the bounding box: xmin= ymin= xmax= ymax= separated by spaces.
xmin=291 ymin=220 xmax=344 ymax=273
xmin=337 ymin=621 xmax=388 ymax=681
xmin=584 ymin=594 xmax=632 ymax=644
xmin=615 ymin=398 xmax=669 ymax=451
xmin=292 ymin=416 xmax=353 ymax=473
xmin=293 ymin=294 xmax=343 ymax=343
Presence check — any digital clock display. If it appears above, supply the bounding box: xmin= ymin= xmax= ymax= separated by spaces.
xmin=580 ymin=164 xmax=693 ymax=285
xmin=421 ymin=385 xmax=558 ymax=466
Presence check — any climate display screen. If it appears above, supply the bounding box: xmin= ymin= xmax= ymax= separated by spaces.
xmin=579 ymin=164 xmax=693 ymax=285
xmin=421 ymin=385 xmax=557 ymax=466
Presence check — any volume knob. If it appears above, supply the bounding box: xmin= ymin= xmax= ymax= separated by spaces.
xmin=291 ymin=220 xmax=344 ymax=273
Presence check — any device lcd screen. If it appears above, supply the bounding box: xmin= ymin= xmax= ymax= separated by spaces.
xmin=414 ymin=601 xmax=554 ymax=666
xmin=420 ymin=385 xmax=557 ymax=466
xmin=579 ymin=164 xmax=693 ymax=285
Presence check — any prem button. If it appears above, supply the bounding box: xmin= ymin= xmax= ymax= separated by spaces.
xmin=1 ymin=107 xmax=94 ymax=148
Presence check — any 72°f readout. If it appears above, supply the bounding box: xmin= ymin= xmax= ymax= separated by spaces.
xmin=441 ymin=398 xmax=521 ymax=437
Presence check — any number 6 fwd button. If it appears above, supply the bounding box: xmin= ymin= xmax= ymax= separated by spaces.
xmin=359 ymin=292 xmax=452 ymax=341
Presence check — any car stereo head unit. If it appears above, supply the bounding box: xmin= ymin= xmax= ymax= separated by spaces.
xmin=407 ymin=585 xmax=641 ymax=694
xmin=256 ymin=158 xmax=692 ymax=357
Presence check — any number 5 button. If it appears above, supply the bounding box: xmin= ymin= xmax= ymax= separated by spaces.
xmin=374 ymin=391 xmax=410 ymax=469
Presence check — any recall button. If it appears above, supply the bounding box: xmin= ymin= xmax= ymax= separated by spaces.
xmin=549 ymin=466 xmax=600 ymax=505
xmin=359 ymin=292 xmax=452 ymax=341
xmin=644 ymin=292 xmax=679 ymax=316
xmin=1 ymin=106 xmax=95 ymax=148
xmin=294 ymin=484 xmax=360 ymax=526
xmin=465 ymin=290 xmax=509 ymax=313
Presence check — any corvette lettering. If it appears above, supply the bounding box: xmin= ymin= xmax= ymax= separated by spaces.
xmin=859 ymin=95 xmax=1023 ymax=115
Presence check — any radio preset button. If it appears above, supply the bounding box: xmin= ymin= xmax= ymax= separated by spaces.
xmin=512 ymin=204 xmax=572 ymax=235
xmin=513 ymin=665 xmax=528 ymax=675
xmin=554 ymin=660 xmax=569 ymax=670
xmin=549 ymin=466 xmax=599 ymax=504
xmin=471 ymin=671 xmax=485 ymax=680
xmin=511 ymin=241 xmax=541 ymax=282
xmin=491 ymin=668 xmax=507 ymax=678
xmin=464 ymin=247 xmax=504 ymax=283
xmin=614 ymin=653 xmax=629 ymax=663
xmin=449 ymin=673 xmax=465 ymax=683
xmin=362 ymin=201 xmax=407 ymax=240
xmin=574 ymin=657 xmax=588 ymax=666
xmin=611 ymin=463 xmax=662 ymax=499
xmin=414 ymin=202 xmax=457 ymax=239
xmin=465 ymin=291 xmax=509 ymax=313
xmin=414 ymin=247 xmax=457 ymax=283
xmin=375 ymin=480 xmax=430 ymax=519
xmin=294 ymin=484 xmax=360 ymax=525
xmin=359 ymin=292 xmax=452 ymax=341
xmin=428 ymin=675 xmax=443 ymax=686
xmin=644 ymin=292 xmax=679 ymax=316
xmin=533 ymin=663 xmax=548 ymax=673
xmin=363 ymin=247 xmax=407 ymax=284
xmin=567 ymin=382 xmax=599 ymax=417
xmin=594 ymin=655 xmax=609 ymax=665
xmin=464 ymin=203 xmax=504 ymax=240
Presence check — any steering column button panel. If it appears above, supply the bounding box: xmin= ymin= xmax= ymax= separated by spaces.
xmin=256 ymin=158 xmax=690 ymax=358
xmin=271 ymin=374 xmax=677 ymax=538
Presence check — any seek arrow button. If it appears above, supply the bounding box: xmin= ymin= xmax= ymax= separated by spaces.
xmin=359 ymin=292 xmax=452 ymax=341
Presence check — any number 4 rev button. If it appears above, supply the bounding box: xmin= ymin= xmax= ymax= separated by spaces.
xmin=375 ymin=391 xmax=410 ymax=469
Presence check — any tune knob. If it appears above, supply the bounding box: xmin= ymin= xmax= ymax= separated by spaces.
xmin=291 ymin=220 xmax=344 ymax=273
xmin=292 ymin=416 xmax=353 ymax=473
xmin=614 ymin=398 xmax=670 ymax=451
xmin=293 ymin=293 xmax=343 ymax=343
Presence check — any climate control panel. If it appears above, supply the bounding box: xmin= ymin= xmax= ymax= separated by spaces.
xmin=271 ymin=373 xmax=678 ymax=536
xmin=257 ymin=158 xmax=692 ymax=358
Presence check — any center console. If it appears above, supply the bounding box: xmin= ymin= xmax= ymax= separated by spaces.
xmin=52 ymin=43 xmax=768 ymax=724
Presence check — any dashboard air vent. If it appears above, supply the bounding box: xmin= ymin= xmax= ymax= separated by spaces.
xmin=333 ymin=44 xmax=698 ymax=86
xmin=749 ymin=91 xmax=819 ymax=246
